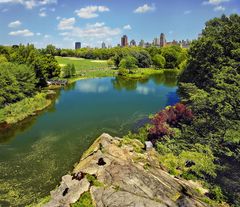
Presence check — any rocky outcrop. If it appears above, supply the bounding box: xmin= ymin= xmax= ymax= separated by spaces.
xmin=44 ymin=133 xmax=211 ymax=207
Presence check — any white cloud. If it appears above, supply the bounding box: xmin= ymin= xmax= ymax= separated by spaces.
xmin=56 ymin=16 xmax=61 ymax=20
xmin=184 ymin=10 xmax=192 ymax=15
xmin=60 ymin=22 xmax=121 ymax=39
xmin=87 ymin=22 xmax=105 ymax=28
xmin=136 ymin=86 xmax=155 ymax=95
xmin=39 ymin=11 xmax=47 ymax=17
xmin=9 ymin=29 xmax=34 ymax=37
xmin=36 ymin=32 xmax=41 ymax=36
xmin=214 ymin=5 xmax=226 ymax=11
xmin=134 ymin=4 xmax=155 ymax=14
xmin=203 ymin=0 xmax=230 ymax=5
xmin=123 ymin=24 xmax=132 ymax=30
xmin=8 ymin=20 xmax=21 ymax=28
xmin=77 ymin=81 xmax=109 ymax=93
xmin=58 ymin=17 xmax=75 ymax=30
xmin=0 ymin=0 xmax=57 ymax=9
xmin=75 ymin=5 xmax=110 ymax=19
xmin=44 ymin=34 xmax=51 ymax=38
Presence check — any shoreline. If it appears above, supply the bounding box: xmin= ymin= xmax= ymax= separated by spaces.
xmin=0 ymin=69 xmax=178 ymax=131
xmin=0 ymin=93 xmax=54 ymax=131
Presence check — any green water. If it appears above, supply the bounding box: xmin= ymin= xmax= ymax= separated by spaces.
xmin=0 ymin=73 xmax=179 ymax=206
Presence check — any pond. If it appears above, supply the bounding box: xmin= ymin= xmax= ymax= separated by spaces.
xmin=0 ymin=72 xmax=179 ymax=206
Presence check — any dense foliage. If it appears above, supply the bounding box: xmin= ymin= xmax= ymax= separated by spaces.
xmin=0 ymin=44 xmax=61 ymax=109
xmin=0 ymin=63 xmax=36 ymax=107
xmin=0 ymin=44 xmax=60 ymax=87
xmin=125 ymin=14 xmax=240 ymax=206
xmin=178 ymin=14 xmax=240 ymax=205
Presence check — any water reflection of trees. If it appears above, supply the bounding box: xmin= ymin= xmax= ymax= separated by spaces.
xmin=112 ymin=71 xmax=178 ymax=91
xmin=0 ymin=90 xmax=61 ymax=144
xmin=111 ymin=77 xmax=138 ymax=91
xmin=0 ymin=116 xmax=38 ymax=144
xmin=151 ymin=70 xmax=178 ymax=87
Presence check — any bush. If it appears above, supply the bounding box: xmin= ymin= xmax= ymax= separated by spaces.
xmin=148 ymin=103 xmax=193 ymax=142
xmin=107 ymin=59 xmax=115 ymax=68
xmin=159 ymin=147 xmax=216 ymax=179
xmin=71 ymin=192 xmax=93 ymax=207
xmin=0 ymin=55 xmax=8 ymax=63
xmin=118 ymin=68 xmax=129 ymax=76
xmin=61 ymin=64 xmax=76 ymax=78
xmin=0 ymin=93 xmax=50 ymax=124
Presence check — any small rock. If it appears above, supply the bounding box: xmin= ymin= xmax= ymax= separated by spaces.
xmin=145 ymin=141 xmax=153 ymax=151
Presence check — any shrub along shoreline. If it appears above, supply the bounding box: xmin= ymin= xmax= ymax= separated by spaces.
xmin=0 ymin=93 xmax=52 ymax=129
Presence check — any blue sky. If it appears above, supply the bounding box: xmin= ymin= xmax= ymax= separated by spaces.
xmin=0 ymin=0 xmax=239 ymax=48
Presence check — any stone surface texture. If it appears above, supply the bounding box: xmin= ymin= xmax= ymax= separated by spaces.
xmin=44 ymin=133 xmax=211 ymax=207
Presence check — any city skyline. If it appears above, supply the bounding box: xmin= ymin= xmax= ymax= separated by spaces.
xmin=0 ymin=0 xmax=239 ymax=48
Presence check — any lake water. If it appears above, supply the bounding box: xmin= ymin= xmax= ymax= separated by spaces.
xmin=0 ymin=72 xmax=179 ymax=206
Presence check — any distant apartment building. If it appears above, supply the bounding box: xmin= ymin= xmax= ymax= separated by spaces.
xmin=144 ymin=42 xmax=152 ymax=48
xmin=121 ymin=35 xmax=128 ymax=47
xmin=139 ymin=39 xmax=145 ymax=47
xmin=180 ymin=39 xmax=191 ymax=48
xmin=153 ymin=37 xmax=160 ymax=46
xmin=130 ymin=39 xmax=136 ymax=47
xmin=75 ymin=42 xmax=81 ymax=50
xmin=102 ymin=42 xmax=106 ymax=49
xmin=160 ymin=33 xmax=166 ymax=47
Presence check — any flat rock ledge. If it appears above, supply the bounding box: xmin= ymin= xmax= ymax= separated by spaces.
xmin=44 ymin=133 xmax=211 ymax=207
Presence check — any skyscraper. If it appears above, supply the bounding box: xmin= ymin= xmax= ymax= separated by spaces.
xmin=121 ymin=35 xmax=128 ymax=47
xmin=153 ymin=38 xmax=160 ymax=46
xmin=139 ymin=39 xmax=145 ymax=47
xmin=102 ymin=42 xmax=106 ymax=49
xmin=160 ymin=33 xmax=166 ymax=47
xmin=75 ymin=42 xmax=81 ymax=50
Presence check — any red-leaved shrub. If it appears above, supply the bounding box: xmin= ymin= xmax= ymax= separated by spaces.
xmin=148 ymin=103 xmax=193 ymax=143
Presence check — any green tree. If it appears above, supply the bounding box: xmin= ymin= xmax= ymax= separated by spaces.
xmin=152 ymin=54 xmax=166 ymax=69
xmin=0 ymin=63 xmax=36 ymax=107
xmin=119 ymin=56 xmax=138 ymax=70
xmin=45 ymin=44 xmax=57 ymax=56
xmin=32 ymin=54 xmax=61 ymax=86
xmin=61 ymin=63 xmax=76 ymax=78
xmin=162 ymin=46 xmax=179 ymax=69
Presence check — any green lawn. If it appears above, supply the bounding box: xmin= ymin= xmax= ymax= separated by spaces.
xmin=55 ymin=56 xmax=179 ymax=82
xmin=55 ymin=56 xmax=116 ymax=82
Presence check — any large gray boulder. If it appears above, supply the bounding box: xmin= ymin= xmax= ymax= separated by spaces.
xmin=44 ymin=133 xmax=211 ymax=207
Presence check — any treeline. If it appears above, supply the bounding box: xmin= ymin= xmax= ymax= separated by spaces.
xmin=43 ymin=44 xmax=188 ymax=70
xmin=0 ymin=44 xmax=60 ymax=108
